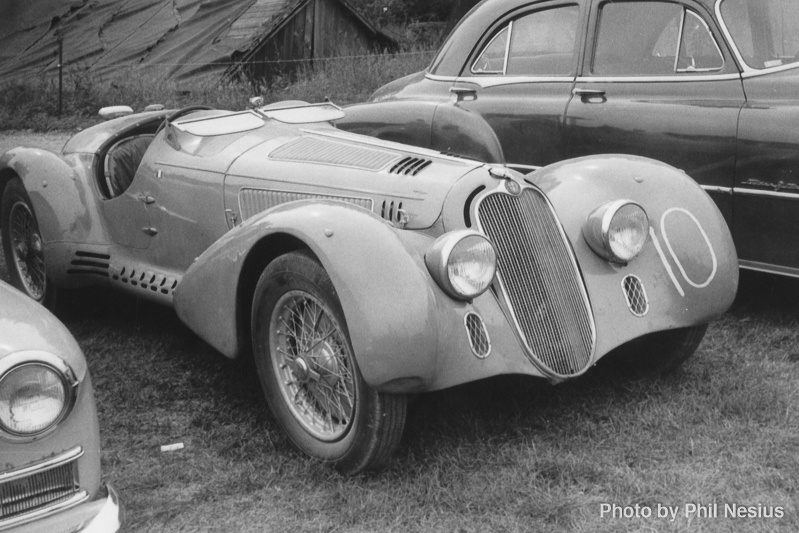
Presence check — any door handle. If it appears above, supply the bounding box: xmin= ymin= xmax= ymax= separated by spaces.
xmin=450 ymin=86 xmax=477 ymax=102
xmin=572 ymin=88 xmax=606 ymax=96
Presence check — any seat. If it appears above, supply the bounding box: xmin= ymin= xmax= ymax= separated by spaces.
xmin=104 ymin=134 xmax=154 ymax=198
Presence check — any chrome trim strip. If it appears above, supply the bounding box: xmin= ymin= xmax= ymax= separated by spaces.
xmin=0 ymin=491 xmax=89 ymax=531
xmin=424 ymin=72 xmax=457 ymax=82
xmin=0 ymin=446 xmax=83 ymax=484
xmin=734 ymin=188 xmax=799 ymax=199
xmin=457 ymin=75 xmax=576 ymax=87
xmin=507 ymin=164 xmax=542 ymax=173
xmin=701 ymin=185 xmax=733 ymax=194
xmin=739 ymin=260 xmax=799 ymax=279
xmin=575 ymin=74 xmax=740 ymax=83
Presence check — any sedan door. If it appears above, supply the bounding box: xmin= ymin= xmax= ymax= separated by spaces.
xmin=564 ymin=0 xmax=745 ymax=227
xmin=450 ymin=1 xmax=585 ymax=172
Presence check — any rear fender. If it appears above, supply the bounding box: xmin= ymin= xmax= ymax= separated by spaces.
xmin=338 ymin=100 xmax=504 ymax=163
xmin=0 ymin=148 xmax=105 ymax=246
xmin=174 ymin=200 xmax=441 ymax=389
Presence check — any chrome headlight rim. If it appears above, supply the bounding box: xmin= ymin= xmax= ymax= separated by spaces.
xmin=583 ymin=199 xmax=649 ymax=264
xmin=425 ymin=230 xmax=497 ymax=301
xmin=0 ymin=351 xmax=78 ymax=440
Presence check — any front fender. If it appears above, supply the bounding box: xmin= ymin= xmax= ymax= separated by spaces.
xmin=528 ymin=155 xmax=739 ymax=357
xmin=174 ymin=200 xmax=441 ymax=389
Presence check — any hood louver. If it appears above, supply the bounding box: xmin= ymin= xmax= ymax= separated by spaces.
xmin=389 ymin=156 xmax=432 ymax=176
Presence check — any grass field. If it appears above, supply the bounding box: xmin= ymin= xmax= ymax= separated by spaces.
xmin=2 ymin=133 xmax=798 ymax=532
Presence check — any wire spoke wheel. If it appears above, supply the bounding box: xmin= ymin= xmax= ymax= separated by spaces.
xmin=271 ymin=291 xmax=356 ymax=441
xmin=2 ymin=178 xmax=55 ymax=307
xmin=9 ymin=200 xmax=47 ymax=300
xmin=252 ymin=250 xmax=406 ymax=474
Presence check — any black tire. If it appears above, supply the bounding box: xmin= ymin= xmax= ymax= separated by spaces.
xmin=1 ymin=178 xmax=57 ymax=308
xmin=251 ymin=250 xmax=406 ymax=474
xmin=603 ymin=325 xmax=708 ymax=376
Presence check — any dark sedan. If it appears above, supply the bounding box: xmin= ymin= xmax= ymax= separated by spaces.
xmin=338 ymin=0 xmax=799 ymax=278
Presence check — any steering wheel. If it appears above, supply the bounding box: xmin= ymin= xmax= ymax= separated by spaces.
xmin=155 ymin=105 xmax=214 ymax=136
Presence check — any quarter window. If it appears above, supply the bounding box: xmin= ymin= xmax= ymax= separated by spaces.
xmin=471 ymin=5 xmax=580 ymax=76
xmin=593 ymin=2 xmax=723 ymax=75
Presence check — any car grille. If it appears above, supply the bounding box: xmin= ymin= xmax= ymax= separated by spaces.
xmin=0 ymin=461 xmax=79 ymax=521
xmin=477 ymin=188 xmax=595 ymax=376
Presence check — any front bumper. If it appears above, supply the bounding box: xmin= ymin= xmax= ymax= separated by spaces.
xmin=1 ymin=483 xmax=122 ymax=533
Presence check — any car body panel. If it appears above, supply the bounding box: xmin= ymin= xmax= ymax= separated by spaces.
xmin=336 ymin=0 xmax=799 ymax=277
xmin=0 ymin=281 xmax=121 ymax=533
xmin=2 ymin=101 xmax=737 ymax=392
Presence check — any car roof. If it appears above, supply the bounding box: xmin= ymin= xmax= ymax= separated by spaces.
xmin=430 ymin=0 xmax=721 ymax=77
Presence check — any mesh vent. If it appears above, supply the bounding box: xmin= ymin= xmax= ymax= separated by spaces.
xmin=465 ymin=313 xmax=491 ymax=358
xmin=477 ymin=189 xmax=595 ymax=377
xmin=0 ymin=462 xmax=78 ymax=520
xmin=269 ymin=136 xmax=399 ymax=170
xmin=622 ymin=275 xmax=649 ymax=316
xmin=239 ymin=188 xmax=372 ymax=220
xmin=389 ymin=157 xmax=432 ymax=176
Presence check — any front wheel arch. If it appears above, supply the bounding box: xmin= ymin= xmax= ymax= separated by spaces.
xmin=236 ymin=233 xmax=308 ymax=361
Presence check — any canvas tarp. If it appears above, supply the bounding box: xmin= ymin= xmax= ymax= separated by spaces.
xmin=0 ymin=0 xmax=273 ymax=83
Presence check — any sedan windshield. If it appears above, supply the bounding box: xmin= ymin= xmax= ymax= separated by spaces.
xmin=719 ymin=0 xmax=799 ymax=70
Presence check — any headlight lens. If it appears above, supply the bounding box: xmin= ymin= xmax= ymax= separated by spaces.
xmin=583 ymin=200 xmax=649 ymax=263
xmin=426 ymin=230 xmax=497 ymax=300
xmin=0 ymin=363 xmax=69 ymax=436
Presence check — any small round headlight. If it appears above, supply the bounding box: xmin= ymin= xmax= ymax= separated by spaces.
xmin=0 ymin=363 xmax=69 ymax=436
xmin=426 ymin=230 xmax=497 ymax=300
xmin=583 ymin=200 xmax=649 ymax=263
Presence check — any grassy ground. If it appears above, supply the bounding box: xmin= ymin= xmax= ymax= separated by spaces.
xmin=2 ymin=135 xmax=798 ymax=532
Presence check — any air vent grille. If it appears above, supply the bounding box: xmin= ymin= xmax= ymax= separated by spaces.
xmin=239 ymin=188 xmax=372 ymax=220
xmin=622 ymin=275 xmax=649 ymax=317
xmin=269 ymin=136 xmax=399 ymax=170
xmin=389 ymin=157 xmax=432 ymax=176
xmin=67 ymin=251 xmax=110 ymax=277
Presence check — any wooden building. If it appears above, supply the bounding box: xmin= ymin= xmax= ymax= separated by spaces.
xmin=226 ymin=0 xmax=396 ymax=82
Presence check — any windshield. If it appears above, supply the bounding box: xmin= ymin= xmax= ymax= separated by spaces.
xmin=719 ymin=0 xmax=799 ymax=70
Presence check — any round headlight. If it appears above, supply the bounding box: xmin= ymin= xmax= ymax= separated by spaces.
xmin=0 ymin=363 xmax=69 ymax=436
xmin=583 ymin=200 xmax=649 ymax=263
xmin=426 ymin=230 xmax=497 ymax=300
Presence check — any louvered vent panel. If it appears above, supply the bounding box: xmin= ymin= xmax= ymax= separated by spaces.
xmin=389 ymin=157 xmax=432 ymax=176
xmin=269 ymin=137 xmax=400 ymax=170
xmin=239 ymin=188 xmax=373 ymax=220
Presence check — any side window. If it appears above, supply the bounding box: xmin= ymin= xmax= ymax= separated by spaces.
xmin=471 ymin=5 xmax=580 ymax=76
xmin=593 ymin=2 xmax=723 ymax=75
xmin=720 ymin=0 xmax=799 ymax=70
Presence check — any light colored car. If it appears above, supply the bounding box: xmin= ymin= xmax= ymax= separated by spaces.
xmin=0 ymin=280 xmax=122 ymax=533
xmin=1 ymin=101 xmax=738 ymax=473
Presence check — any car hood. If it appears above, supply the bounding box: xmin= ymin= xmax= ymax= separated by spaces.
xmin=0 ymin=282 xmax=87 ymax=379
xmin=225 ymin=126 xmax=486 ymax=229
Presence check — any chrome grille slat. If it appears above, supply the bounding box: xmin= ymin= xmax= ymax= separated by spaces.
xmin=477 ymin=189 xmax=595 ymax=376
xmin=0 ymin=462 xmax=78 ymax=520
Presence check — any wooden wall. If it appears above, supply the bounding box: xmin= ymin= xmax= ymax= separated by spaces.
xmin=243 ymin=0 xmax=375 ymax=81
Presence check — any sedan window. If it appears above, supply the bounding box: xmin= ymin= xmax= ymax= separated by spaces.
xmin=471 ymin=5 xmax=580 ymax=76
xmin=720 ymin=0 xmax=799 ymax=70
xmin=593 ymin=2 xmax=723 ymax=75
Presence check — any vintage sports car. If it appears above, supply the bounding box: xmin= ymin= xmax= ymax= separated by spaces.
xmin=0 ymin=280 xmax=122 ymax=533
xmin=1 ymin=101 xmax=737 ymax=473
xmin=337 ymin=0 xmax=799 ymax=279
